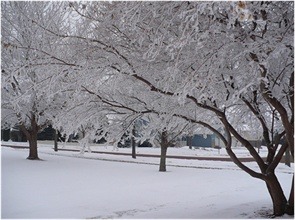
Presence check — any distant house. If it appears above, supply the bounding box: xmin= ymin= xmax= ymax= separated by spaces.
xmin=182 ymin=134 xmax=215 ymax=148
xmin=182 ymin=132 xmax=262 ymax=149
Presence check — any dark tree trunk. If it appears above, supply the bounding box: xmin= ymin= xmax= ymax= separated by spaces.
xmin=131 ymin=141 xmax=136 ymax=159
xmin=27 ymin=133 xmax=39 ymax=160
xmin=131 ymin=127 xmax=136 ymax=159
xmin=19 ymin=114 xmax=40 ymax=160
xmin=264 ymin=173 xmax=287 ymax=216
xmin=286 ymin=176 xmax=294 ymax=215
xmin=54 ymin=129 xmax=58 ymax=152
xmin=187 ymin=136 xmax=193 ymax=149
xmin=159 ymin=145 xmax=168 ymax=172
xmin=284 ymin=147 xmax=291 ymax=167
xmin=221 ymin=120 xmax=291 ymax=217
xmin=159 ymin=130 xmax=169 ymax=172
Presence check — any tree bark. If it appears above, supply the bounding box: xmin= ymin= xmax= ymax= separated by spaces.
xmin=19 ymin=114 xmax=40 ymax=160
xmin=54 ymin=129 xmax=58 ymax=152
xmin=159 ymin=145 xmax=168 ymax=172
xmin=131 ymin=140 xmax=136 ymax=159
xmin=187 ymin=136 xmax=193 ymax=149
xmin=131 ymin=127 xmax=136 ymax=159
xmin=159 ymin=130 xmax=169 ymax=172
xmin=27 ymin=133 xmax=39 ymax=160
xmin=286 ymin=176 xmax=294 ymax=215
xmin=264 ymin=173 xmax=288 ymax=216
xmin=285 ymin=148 xmax=291 ymax=167
xmin=221 ymin=122 xmax=291 ymax=216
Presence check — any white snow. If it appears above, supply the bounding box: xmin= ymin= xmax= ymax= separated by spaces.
xmin=1 ymin=142 xmax=293 ymax=219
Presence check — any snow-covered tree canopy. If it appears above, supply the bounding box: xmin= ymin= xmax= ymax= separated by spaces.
xmin=1 ymin=2 xmax=76 ymax=131
xmin=1 ymin=1 xmax=293 ymax=215
xmin=48 ymin=1 xmax=292 ymax=184
xmin=59 ymin=1 xmax=293 ymax=145
xmin=2 ymin=1 xmax=293 ymax=163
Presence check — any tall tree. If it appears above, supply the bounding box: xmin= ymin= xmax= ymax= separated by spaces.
xmin=1 ymin=2 xmax=73 ymax=159
xmin=64 ymin=1 xmax=293 ymax=216
xmin=12 ymin=1 xmax=293 ymax=216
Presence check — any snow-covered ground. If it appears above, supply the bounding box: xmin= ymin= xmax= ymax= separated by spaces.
xmin=1 ymin=141 xmax=294 ymax=219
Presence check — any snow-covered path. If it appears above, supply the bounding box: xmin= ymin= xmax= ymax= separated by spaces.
xmin=1 ymin=147 xmax=293 ymax=219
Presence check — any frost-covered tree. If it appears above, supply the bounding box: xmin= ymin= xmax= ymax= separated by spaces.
xmin=61 ymin=1 xmax=293 ymax=216
xmin=9 ymin=1 xmax=293 ymax=216
xmin=1 ymin=2 xmax=74 ymax=159
xmin=142 ymin=115 xmax=194 ymax=172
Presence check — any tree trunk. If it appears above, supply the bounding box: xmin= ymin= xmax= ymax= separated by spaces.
xmin=54 ymin=129 xmax=58 ymax=152
xmin=159 ymin=130 xmax=169 ymax=172
xmin=131 ymin=127 xmax=136 ymax=159
xmin=264 ymin=173 xmax=287 ymax=216
xmin=132 ymin=143 xmax=136 ymax=158
xmin=27 ymin=134 xmax=39 ymax=160
xmin=159 ymin=145 xmax=168 ymax=172
xmin=284 ymin=146 xmax=291 ymax=167
xmin=286 ymin=176 xmax=294 ymax=215
xmin=19 ymin=114 xmax=40 ymax=160
xmin=187 ymin=136 xmax=193 ymax=149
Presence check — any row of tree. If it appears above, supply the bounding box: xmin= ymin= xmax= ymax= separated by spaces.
xmin=1 ymin=1 xmax=293 ymax=216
